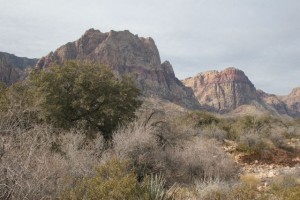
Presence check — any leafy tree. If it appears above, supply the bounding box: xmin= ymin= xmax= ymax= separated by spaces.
xmin=29 ymin=61 xmax=141 ymax=140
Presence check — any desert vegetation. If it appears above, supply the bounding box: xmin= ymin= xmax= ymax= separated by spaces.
xmin=0 ymin=62 xmax=299 ymax=199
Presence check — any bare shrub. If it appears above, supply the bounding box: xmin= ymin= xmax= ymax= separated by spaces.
xmin=113 ymin=112 xmax=238 ymax=186
xmin=270 ymin=132 xmax=287 ymax=149
xmin=200 ymin=126 xmax=228 ymax=141
xmin=165 ymin=139 xmax=238 ymax=184
xmin=113 ymin=111 xmax=197 ymax=178
xmin=0 ymin=124 xmax=104 ymax=199
xmin=237 ymin=132 xmax=268 ymax=153
xmin=113 ymin=117 xmax=163 ymax=178
xmin=194 ymin=180 xmax=231 ymax=200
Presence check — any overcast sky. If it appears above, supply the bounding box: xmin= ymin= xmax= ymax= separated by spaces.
xmin=1 ymin=0 xmax=300 ymax=95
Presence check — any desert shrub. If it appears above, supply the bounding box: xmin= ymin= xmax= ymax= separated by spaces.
xmin=181 ymin=111 xmax=220 ymax=127
xmin=270 ymin=132 xmax=286 ymax=147
xmin=228 ymin=115 xmax=277 ymax=140
xmin=237 ymin=132 xmax=269 ymax=153
xmin=226 ymin=174 xmax=261 ymax=200
xmin=113 ymin=114 xmax=169 ymax=180
xmin=113 ymin=111 xmax=196 ymax=179
xmin=113 ymin=114 xmax=237 ymax=186
xmin=194 ymin=180 xmax=231 ymax=200
xmin=267 ymin=175 xmax=300 ymax=200
xmin=0 ymin=122 xmax=104 ymax=199
xmin=28 ymin=61 xmax=141 ymax=140
xmin=61 ymin=157 xmax=139 ymax=200
xmin=165 ymin=138 xmax=238 ymax=184
xmin=0 ymin=82 xmax=40 ymax=132
xmin=200 ymin=126 xmax=229 ymax=141
xmin=284 ymin=126 xmax=300 ymax=139
xmin=61 ymin=157 xmax=175 ymax=200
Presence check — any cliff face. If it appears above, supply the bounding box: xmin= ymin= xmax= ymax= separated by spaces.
xmin=36 ymin=29 xmax=200 ymax=109
xmin=182 ymin=67 xmax=258 ymax=112
xmin=280 ymin=88 xmax=300 ymax=117
xmin=256 ymin=90 xmax=289 ymax=115
xmin=0 ymin=52 xmax=38 ymax=85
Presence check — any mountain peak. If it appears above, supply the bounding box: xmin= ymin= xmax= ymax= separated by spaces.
xmin=183 ymin=67 xmax=257 ymax=112
xmin=289 ymin=87 xmax=300 ymax=97
xmin=35 ymin=28 xmax=200 ymax=109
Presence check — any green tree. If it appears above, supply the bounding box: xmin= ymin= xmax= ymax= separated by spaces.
xmin=29 ymin=61 xmax=141 ymax=140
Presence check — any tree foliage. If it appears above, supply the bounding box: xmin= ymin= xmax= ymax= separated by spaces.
xmin=29 ymin=61 xmax=141 ymax=139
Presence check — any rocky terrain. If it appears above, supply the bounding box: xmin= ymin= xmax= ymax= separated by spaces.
xmin=0 ymin=52 xmax=37 ymax=85
xmin=35 ymin=29 xmax=200 ymax=109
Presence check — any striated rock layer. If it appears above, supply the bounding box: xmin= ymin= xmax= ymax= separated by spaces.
xmin=36 ymin=29 xmax=200 ymax=109
xmin=0 ymin=52 xmax=37 ymax=85
xmin=182 ymin=67 xmax=258 ymax=112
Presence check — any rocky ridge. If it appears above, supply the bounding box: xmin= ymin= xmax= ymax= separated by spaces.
xmin=0 ymin=52 xmax=38 ymax=85
xmin=36 ymin=29 xmax=200 ymax=109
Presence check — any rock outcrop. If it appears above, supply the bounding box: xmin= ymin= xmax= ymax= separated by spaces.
xmin=183 ymin=67 xmax=300 ymax=117
xmin=280 ymin=88 xmax=300 ymax=117
xmin=182 ymin=67 xmax=258 ymax=112
xmin=257 ymin=90 xmax=289 ymax=115
xmin=0 ymin=52 xmax=38 ymax=85
xmin=36 ymin=29 xmax=200 ymax=109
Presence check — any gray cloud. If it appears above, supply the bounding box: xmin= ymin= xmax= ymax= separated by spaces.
xmin=0 ymin=0 xmax=300 ymax=94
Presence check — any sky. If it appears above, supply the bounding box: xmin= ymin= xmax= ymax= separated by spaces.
xmin=1 ymin=0 xmax=300 ymax=95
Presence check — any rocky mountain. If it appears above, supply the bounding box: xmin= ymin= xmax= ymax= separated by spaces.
xmin=182 ymin=67 xmax=258 ymax=112
xmin=36 ymin=29 xmax=200 ymax=109
xmin=182 ymin=67 xmax=300 ymax=117
xmin=0 ymin=52 xmax=38 ymax=85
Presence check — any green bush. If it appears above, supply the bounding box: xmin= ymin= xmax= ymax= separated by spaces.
xmin=180 ymin=111 xmax=220 ymax=127
xmin=29 ymin=61 xmax=142 ymax=140
xmin=61 ymin=158 xmax=174 ymax=200
xmin=61 ymin=157 xmax=139 ymax=200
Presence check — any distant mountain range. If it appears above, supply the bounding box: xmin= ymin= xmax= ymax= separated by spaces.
xmin=1 ymin=29 xmax=299 ymax=117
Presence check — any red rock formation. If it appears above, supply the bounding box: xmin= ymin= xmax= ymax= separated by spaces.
xmin=182 ymin=67 xmax=258 ymax=112
xmin=36 ymin=29 xmax=200 ymax=109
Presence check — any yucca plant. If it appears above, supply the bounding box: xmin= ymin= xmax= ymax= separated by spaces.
xmin=139 ymin=173 xmax=176 ymax=200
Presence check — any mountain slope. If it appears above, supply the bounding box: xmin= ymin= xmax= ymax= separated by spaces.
xmin=36 ymin=29 xmax=200 ymax=109
xmin=280 ymin=88 xmax=300 ymax=117
xmin=0 ymin=52 xmax=38 ymax=85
